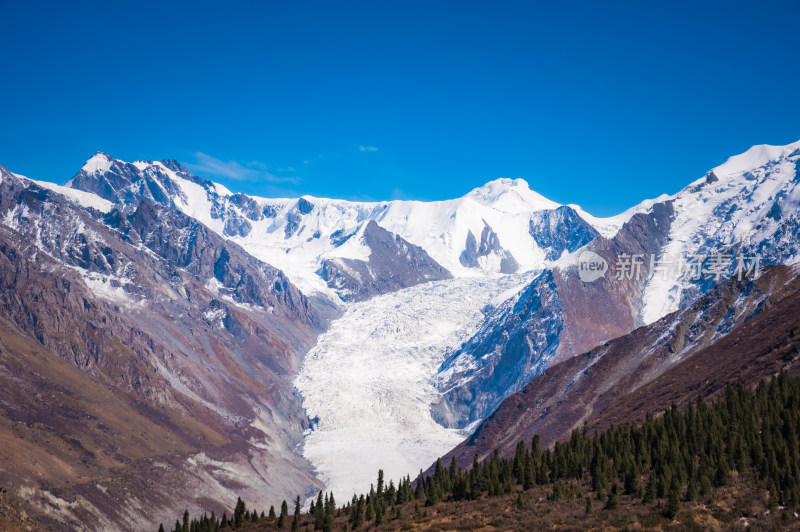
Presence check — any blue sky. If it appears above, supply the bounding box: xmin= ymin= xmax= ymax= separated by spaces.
xmin=1 ymin=1 xmax=799 ymax=215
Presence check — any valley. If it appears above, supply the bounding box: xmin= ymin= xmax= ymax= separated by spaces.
xmin=295 ymin=274 xmax=533 ymax=499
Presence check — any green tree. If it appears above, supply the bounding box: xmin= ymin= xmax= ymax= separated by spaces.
xmin=292 ymin=495 xmax=301 ymax=531
xmin=278 ymin=500 xmax=288 ymax=529
xmin=233 ymin=497 xmax=246 ymax=528
xmin=664 ymin=479 xmax=681 ymax=519
xmin=605 ymin=483 xmax=618 ymax=510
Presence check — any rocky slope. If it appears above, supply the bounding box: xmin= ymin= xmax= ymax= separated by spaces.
xmin=0 ymin=166 xmax=324 ymax=529
xmin=437 ymin=264 xmax=800 ymax=468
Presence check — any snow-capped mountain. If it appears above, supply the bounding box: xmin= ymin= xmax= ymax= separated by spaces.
xmin=2 ymin=139 xmax=799 ymax=529
xmin=434 ymin=139 xmax=800 ymax=428
xmin=65 ymin=152 xmax=635 ymax=301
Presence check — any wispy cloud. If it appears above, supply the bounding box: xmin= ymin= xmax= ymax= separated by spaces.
xmin=390 ymin=188 xmax=412 ymax=200
xmin=184 ymin=152 xmax=300 ymax=184
xmin=358 ymin=145 xmax=379 ymax=152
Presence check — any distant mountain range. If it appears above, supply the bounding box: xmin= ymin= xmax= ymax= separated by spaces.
xmin=0 ymin=139 xmax=798 ymax=529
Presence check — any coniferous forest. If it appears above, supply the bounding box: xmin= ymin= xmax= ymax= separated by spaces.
xmin=161 ymin=372 xmax=800 ymax=531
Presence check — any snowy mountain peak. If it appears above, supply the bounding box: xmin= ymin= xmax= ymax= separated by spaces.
xmin=82 ymin=151 xmax=114 ymax=174
xmin=465 ymin=177 xmax=560 ymax=213
xmin=712 ymin=139 xmax=800 ymax=179
xmin=466 ymin=177 xmax=530 ymax=202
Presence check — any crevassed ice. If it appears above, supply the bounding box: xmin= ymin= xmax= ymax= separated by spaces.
xmin=294 ymin=274 xmax=531 ymax=499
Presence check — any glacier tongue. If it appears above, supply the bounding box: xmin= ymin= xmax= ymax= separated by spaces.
xmin=294 ymin=274 xmax=532 ymax=498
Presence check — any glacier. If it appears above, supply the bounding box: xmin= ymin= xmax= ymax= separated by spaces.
xmin=294 ymin=273 xmax=533 ymax=499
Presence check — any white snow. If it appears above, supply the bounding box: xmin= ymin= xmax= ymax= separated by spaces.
xmin=81 ymin=152 xmax=113 ymax=174
xmin=713 ymin=140 xmax=800 ymax=178
xmin=294 ymin=274 xmax=532 ymax=498
xmin=173 ymin=178 xmax=224 ymax=232
xmin=80 ymin=271 xmax=144 ymax=307
xmin=32 ymin=179 xmax=114 ymax=213
xmin=639 ymin=139 xmax=800 ymax=324
xmin=465 ymin=177 xmax=560 ymax=212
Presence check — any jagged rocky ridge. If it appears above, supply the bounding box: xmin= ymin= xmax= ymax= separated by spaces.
xmin=319 ymin=220 xmax=452 ymax=302
xmin=64 ymin=153 xmax=631 ymax=302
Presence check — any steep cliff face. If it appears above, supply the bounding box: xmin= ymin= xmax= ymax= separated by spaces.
xmin=528 ymin=205 xmax=599 ymax=261
xmin=0 ymin=167 xmax=324 ymax=529
xmin=319 ymin=220 xmax=452 ymax=302
xmin=112 ymin=201 xmax=316 ymax=324
xmin=459 ymin=222 xmax=520 ymax=274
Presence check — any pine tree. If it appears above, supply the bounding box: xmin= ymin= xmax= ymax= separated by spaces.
xmin=415 ymin=470 xmax=425 ymax=499
xmin=269 ymin=505 xmax=276 ymax=518
xmin=233 ymin=498 xmax=246 ymax=528
xmin=377 ymin=469 xmax=385 ymax=499
xmin=642 ymin=477 xmax=656 ymax=504
xmin=278 ymin=500 xmax=288 ymax=529
xmin=523 ymin=456 xmax=536 ymax=490
xmin=327 ymin=492 xmax=336 ymax=516
xmin=292 ymin=495 xmax=301 ymax=531
xmin=585 ymin=495 xmax=592 ymax=515
xmin=664 ymin=478 xmax=681 ymax=519
xmin=322 ymin=513 xmax=334 ymax=532
xmin=293 ymin=496 xmax=301 ymax=522
xmin=605 ymin=483 xmax=618 ymax=510
xmin=313 ymin=491 xmax=325 ymax=530
xmin=685 ymin=478 xmax=699 ymax=501
xmin=365 ymin=497 xmax=375 ymax=521
xmin=350 ymin=495 xmax=365 ymax=529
